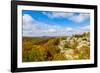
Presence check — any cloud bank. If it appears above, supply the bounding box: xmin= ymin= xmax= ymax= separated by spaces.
xmin=22 ymin=12 xmax=90 ymax=37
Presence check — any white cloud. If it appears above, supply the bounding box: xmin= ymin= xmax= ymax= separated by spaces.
xmin=70 ymin=25 xmax=90 ymax=35
xmin=42 ymin=12 xmax=73 ymax=18
xmin=47 ymin=28 xmax=56 ymax=32
xmin=23 ymin=14 xmax=33 ymax=23
xmin=23 ymin=14 xmax=38 ymax=31
xmin=42 ymin=12 xmax=90 ymax=23
xmin=81 ymin=25 xmax=90 ymax=31
xmin=65 ymin=27 xmax=73 ymax=31
xmin=69 ymin=13 xmax=90 ymax=23
xmin=22 ymin=14 xmax=39 ymax=36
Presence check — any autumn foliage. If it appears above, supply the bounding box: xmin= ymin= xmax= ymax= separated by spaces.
xmin=22 ymin=32 xmax=90 ymax=62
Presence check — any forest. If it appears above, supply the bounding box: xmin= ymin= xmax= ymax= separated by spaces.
xmin=22 ymin=32 xmax=90 ymax=62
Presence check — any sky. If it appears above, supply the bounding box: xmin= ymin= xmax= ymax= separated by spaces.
xmin=22 ymin=10 xmax=90 ymax=37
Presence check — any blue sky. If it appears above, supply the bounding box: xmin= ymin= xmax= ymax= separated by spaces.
xmin=22 ymin=10 xmax=90 ymax=37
